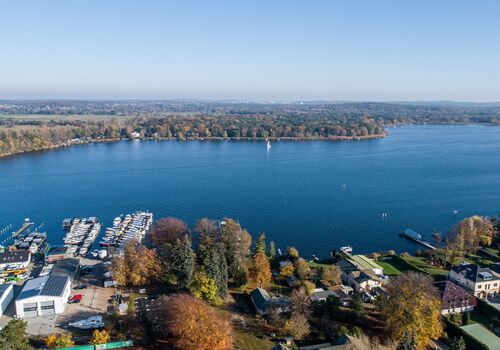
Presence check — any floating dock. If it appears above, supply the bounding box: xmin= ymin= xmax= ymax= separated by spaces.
xmin=12 ymin=219 xmax=34 ymax=238
xmin=400 ymin=228 xmax=436 ymax=250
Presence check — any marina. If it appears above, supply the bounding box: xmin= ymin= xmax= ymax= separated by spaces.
xmin=63 ymin=217 xmax=101 ymax=257
xmin=99 ymin=211 xmax=153 ymax=250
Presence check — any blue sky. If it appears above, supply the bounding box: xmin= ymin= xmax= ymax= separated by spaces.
xmin=0 ymin=0 xmax=499 ymax=101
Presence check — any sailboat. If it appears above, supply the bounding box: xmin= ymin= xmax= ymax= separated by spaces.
xmin=267 ymin=140 xmax=272 ymax=150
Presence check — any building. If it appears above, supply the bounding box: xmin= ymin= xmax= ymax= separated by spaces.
xmin=0 ymin=283 xmax=14 ymax=317
xmin=51 ymin=258 xmax=79 ymax=281
xmin=0 ymin=251 xmax=31 ymax=270
xmin=15 ymin=275 xmax=71 ymax=318
xmin=449 ymin=263 xmax=500 ymax=299
xmin=337 ymin=255 xmax=386 ymax=293
xmin=46 ymin=246 xmax=68 ymax=264
xmin=250 ymin=288 xmax=291 ymax=316
xmin=434 ymin=281 xmax=476 ymax=315
xmin=310 ymin=288 xmax=337 ymax=303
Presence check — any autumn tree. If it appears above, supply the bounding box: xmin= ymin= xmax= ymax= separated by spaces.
xmin=294 ymin=257 xmax=311 ymax=280
xmin=46 ymin=333 xmax=74 ymax=348
xmin=153 ymin=294 xmax=232 ymax=350
xmin=203 ymin=244 xmax=228 ymax=299
xmin=380 ymin=272 xmax=442 ymax=349
xmin=191 ymin=270 xmax=222 ymax=306
xmin=90 ymin=329 xmax=111 ymax=345
xmin=112 ymin=240 xmax=161 ymax=286
xmin=249 ymin=251 xmax=271 ymax=288
xmin=149 ymin=217 xmax=190 ymax=256
xmin=321 ymin=265 xmax=342 ymax=287
xmin=195 ymin=218 xmax=219 ymax=262
xmin=171 ymin=235 xmax=196 ymax=289
xmin=220 ymin=218 xmax=252 ymax=284
xmin=449 ymin=216 xmax=495 ymax=257
xmin=0 ymin=319 xmax=31 ymax=350
xmin=285 ymin=312 xmax=310 ymax=339
xmin=287 ymin=246 xmax=300 ymax=259
xmin=290 ymin=288 xmax=311 ymax=317
xmin=280 ymin=263 xmax=295 ymax=278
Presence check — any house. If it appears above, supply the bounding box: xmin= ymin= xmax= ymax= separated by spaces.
xmin=0 ymin=283 xmax=14 ymax=317
xmin=434 ymin=281 xmax=476 ymax=315
xmin=46 ymin=246 xmax=68 ymax=264
xmin=337 ymin=255 xmax=386 ymax=293
xmin=449 ymin=263 xmax=500 ymax=299
xmin=15 ymin=275 xmax=71 ymax=318
xmin=0 ymin=251 xmax=31 ymax=270
xmin=250 ymin=288 xmax=291 ymax=316
xmin=310 ymin=288 xmax=337 ymax=302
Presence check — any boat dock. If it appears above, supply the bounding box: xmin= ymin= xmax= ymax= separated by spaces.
xmin=63 ymin=217 xmax=101 ymax=257
xmin=12 ymin=219 xmax=34 ymax=238
xmin=99 ymin=211 xmax=153 ymax=249
xmin=400 ymin=228 xmax=436 ymax=250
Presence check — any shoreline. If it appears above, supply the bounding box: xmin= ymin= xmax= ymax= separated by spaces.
xmin=0 ymin=133 xmax=387 ymax=159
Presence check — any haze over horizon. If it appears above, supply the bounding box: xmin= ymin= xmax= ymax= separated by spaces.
xmin=1 ymin=0 xmax=499 ymax=101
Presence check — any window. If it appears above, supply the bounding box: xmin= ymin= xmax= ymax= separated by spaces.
xmin=23 ymin=306 xmax=37 ymax=312
xmin=41 ymin=305 xmax=54 ymax=310
xmin=477 ymin=285 xmax=482 ymax=289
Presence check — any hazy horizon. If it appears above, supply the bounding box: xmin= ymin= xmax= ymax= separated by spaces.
xmin=1 ymin=1 xmax=499 ymax=101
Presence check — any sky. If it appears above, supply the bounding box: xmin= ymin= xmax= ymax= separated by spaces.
xmin=0 ymin=0 xmax=499 ymax=101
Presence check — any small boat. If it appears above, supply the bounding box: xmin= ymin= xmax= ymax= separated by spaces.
xmin=453 ymin=210 xmax=458 ymax=215
xmin=267 ymin=140 xmax=272 ymax=150
xmin=68 ymin=316 xmax=104 ymax=330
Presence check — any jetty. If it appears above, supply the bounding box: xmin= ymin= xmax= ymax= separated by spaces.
xmin=400 ymin=228 xmax=436 ymax=250
xmin=12 ymin=219 xmax=33 ymax=238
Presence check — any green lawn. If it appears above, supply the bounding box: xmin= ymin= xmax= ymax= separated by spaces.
xmin=401 ymin=256 xmax=448 ymax=276
xmin=234 ymin=331 xmax=277 ymax=350
xmin=376 ymin=258 xmax=405 ymax=275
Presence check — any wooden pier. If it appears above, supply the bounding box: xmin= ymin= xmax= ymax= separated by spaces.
xmin=12 ymin=220 xmax=33 ymax=238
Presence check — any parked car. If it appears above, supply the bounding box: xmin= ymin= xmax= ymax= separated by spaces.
xmin=68 ymin=294 xmax=83 ymax=304
xmin=74 ymin=284 xmax=88 ymax=290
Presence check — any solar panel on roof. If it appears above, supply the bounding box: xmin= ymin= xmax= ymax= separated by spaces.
xmin=41 ymin=275 xmax=68 ymax=296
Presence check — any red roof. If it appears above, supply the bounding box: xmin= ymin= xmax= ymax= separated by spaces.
xmin=434 ymin=281 xmax=476 ymax=310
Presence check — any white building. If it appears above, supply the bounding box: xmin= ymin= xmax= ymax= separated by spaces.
xmin=0 ymin=283 xmax=14 ymax=317
xmin=15 ymin=275 xmax=71 ymax=318
xmin=0 ymin=251 xmax=31 ymax=270
xmin=449 ymin=263 xmax=500 ymax=299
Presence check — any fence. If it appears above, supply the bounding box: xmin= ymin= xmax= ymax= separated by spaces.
xmin=60 ymin=341 xmax=134 ymax=350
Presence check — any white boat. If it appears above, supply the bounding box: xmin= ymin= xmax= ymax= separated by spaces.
xmin=267 ymin=140 xmax=272 ymax=150
xmin=68 ymin=316 xmax=104 ymax=330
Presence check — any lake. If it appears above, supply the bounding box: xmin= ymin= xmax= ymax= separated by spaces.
xmin=0 ymin=125 xmax=499 ymax=257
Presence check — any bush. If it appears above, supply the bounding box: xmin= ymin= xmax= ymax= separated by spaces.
xmin=400 ymin=252 xmax=410 ymax=258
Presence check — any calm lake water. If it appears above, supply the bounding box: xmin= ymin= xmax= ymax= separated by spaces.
xmin=1 ymin=125 xmax=499 ymax=257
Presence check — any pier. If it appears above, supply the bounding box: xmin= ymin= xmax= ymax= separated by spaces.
xmin=400 ymin=228 xmax=436 ymax=250
xmin=12 ymin=219 xmax=34 ymax=238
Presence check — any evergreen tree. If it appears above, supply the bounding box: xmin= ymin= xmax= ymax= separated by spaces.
xmin=449 ymin=336 xmax=466 ymax=350
xmin=254 ymin=232 xmax=266 ymax=254
xmin=268 ymin=240 xmax=276 ymax=259
xmin=0 ymin=319 xmax=32 ymax=350
xmin=171 ymin=235 xmax=196 ymax=290
xmin=203 ymin=244 xmax=228 ymax=299
xmin=397 ymin=331 xmax=417 ymax=350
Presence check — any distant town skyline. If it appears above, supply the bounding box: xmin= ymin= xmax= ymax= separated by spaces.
xmin=1 ymin=1 xmax=499 ymax=101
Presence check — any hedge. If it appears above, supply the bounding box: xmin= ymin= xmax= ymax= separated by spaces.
xmin=444 ymin=318 xmax=489 ymax=350
xmin=476 ymin=298 xmax=500 ymax=320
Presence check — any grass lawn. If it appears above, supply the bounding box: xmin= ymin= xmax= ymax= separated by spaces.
xmin=308 ymin=261 xmax=331 ymax=268
xmin=401 ymin=256 xmax=448 ymax=276
xmin=376 ymin=258 xmax=406 ymax=275
xmin=234 ymin=331 xmax=277 ymax=350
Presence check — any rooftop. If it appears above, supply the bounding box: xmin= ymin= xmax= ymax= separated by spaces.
xmin=0 ymin=251 xmax=31 ymax=265
xmin=349 ymin=255 xmax=383 ymax=271
xmin=434 ymin=281 xmax=477 ymax=310
xmin=451 ymin=263 xmax=500 ymax=283
xmin=17 ymin=275 xmax=69 ymax=300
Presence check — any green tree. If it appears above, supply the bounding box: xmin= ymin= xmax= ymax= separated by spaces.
xmin=449 ymin=336 xmax=466 ymax=350
xmin=195 ymin=218 xmax=219 ymax=262
xmin=268 ymin=240 xmax=276 ymax=260
xmin=191 ymin=271 xmax=222 ymax=306
xmin=254 ymin=232 xmax=266 ymax=254
xmin=171 ymin=235 xmax=196 ymax=289
xmin=397 ymin=331 xmax=417 ymax=350
xmin=220 ymin=219 xmax=252 ymax=284
xmin=203 ymin=244 xmax=228 ymax=299
xmin=0 ymin=319 xmax=32 ymax=350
